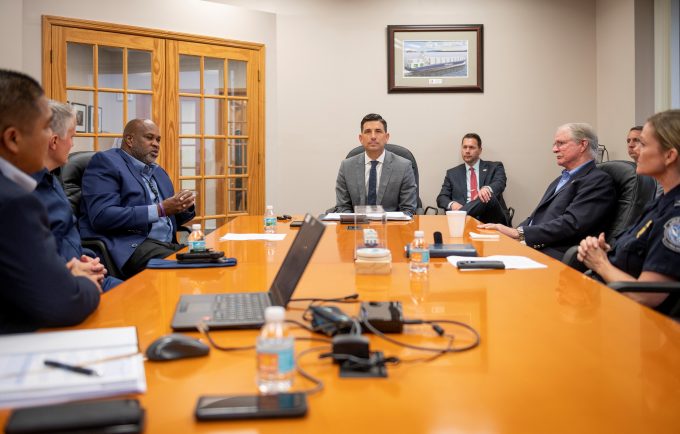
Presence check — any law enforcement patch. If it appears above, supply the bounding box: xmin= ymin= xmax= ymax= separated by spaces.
xmin=663 ymin=217 xmax=680 ymax=253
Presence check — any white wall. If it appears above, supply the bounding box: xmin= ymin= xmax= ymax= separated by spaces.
xmin=0 ymin=0 xmax=23 ymax=70
xmin=2 ymin=0 xmax=649 ymax=221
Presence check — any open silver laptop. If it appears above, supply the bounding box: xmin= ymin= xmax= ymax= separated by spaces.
xmin=171 ymin=214 xmax=326 ymax=330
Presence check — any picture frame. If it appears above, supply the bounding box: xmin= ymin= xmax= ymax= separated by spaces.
xmin=87 ymin=105 xmax=103 ymax=133
xmin=387 ymin=24 xmax=483 ymax=93
xmin=71 ymin=103 xmax=87 ymax=133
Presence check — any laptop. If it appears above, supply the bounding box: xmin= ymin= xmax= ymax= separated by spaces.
xmin=171 ymin=213 xmax=326 ymax=331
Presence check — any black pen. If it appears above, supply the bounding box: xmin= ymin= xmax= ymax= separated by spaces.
xmin=44 ymin=359 xmax=99 ymax=377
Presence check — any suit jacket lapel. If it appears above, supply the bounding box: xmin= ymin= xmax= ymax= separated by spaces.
xmin=115 ymin=148 xmax=152 ymax=203
xmin=355 ymin=154 xmax=366 ymax=206
xmin=454 ymin=164 xmax=467 ymax=203
xmin=537 ymin=160 xmax=595 ymax=208
xmin=377 ymin=151 xmax=392 ymax=204
xmin=479 ymin=160 xmax=489 ymax=186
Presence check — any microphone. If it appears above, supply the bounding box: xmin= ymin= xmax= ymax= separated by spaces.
xmin=433 ymin=231 xmax=443 ymax=245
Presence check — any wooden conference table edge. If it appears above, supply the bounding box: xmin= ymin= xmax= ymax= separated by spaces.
xmin=2 ymin=215 xmax=680 ymax=434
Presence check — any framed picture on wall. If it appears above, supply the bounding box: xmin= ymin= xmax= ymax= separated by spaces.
xmin=88 ymin=105 xmax=103 ymax=133
xmin=387 ymin=24 xmax=484 ymax=93
xmin=71 ymin=103 xmax=87 ymax=133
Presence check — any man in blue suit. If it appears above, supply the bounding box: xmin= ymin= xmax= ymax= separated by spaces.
xmin=0 ymin=69 xmax=100 ymax=333
xmin=80 ymin=119 xmax=195 ymax=278
xmin=479 ymin=123 xmax=616 ymax=259
xmin=436 ymin=133 xmax=510 ymax=224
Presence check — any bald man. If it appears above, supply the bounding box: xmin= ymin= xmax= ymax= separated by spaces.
xmin=80 ymin=119 xmax=195 ymax=278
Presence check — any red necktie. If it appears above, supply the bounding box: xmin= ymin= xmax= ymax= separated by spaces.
xmin=470 ymin=167 xmax=478 ymax=201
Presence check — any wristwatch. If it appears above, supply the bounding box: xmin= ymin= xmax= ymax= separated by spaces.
xmin=517 ymin=226 xmax=526 ymax=245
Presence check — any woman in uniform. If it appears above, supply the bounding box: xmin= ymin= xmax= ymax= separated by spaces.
xmin=577 ymin=109 xmax=680 ymax=312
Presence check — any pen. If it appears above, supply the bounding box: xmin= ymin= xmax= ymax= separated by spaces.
xmin=44 ymin=359 xmax=99 ymax=377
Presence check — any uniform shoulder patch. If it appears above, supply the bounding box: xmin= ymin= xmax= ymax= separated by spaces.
xmin=663 ymin=217 xmax=680 ymax=253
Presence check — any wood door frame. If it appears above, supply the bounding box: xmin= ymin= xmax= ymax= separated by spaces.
xmin=42 ymin=15 xmax=266 ymax=215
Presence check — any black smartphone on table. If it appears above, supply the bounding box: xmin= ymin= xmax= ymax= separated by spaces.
xmin=195 ymin=393 xmax=307 ymax=420
xmin=456 ymin=260 xmax=505 ymax=270
xmin=290 ymin=220 xmax=304 ymax=228
xmin=176 ymin=250 xmax=224 ymax=263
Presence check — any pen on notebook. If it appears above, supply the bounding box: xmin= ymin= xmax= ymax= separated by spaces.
xmin=44 ymin=359 xmax=100 ymax=377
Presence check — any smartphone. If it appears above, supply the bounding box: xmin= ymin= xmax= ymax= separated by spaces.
xmin=195 ymin=393 xmax=307 ymax=420
xmin=176 ymin=251 xmax=225 ymax=264
xmin=290 ymin=220 xmax=304 ymax=228
xmin=456 ymin=260 xmax=505 ymax=270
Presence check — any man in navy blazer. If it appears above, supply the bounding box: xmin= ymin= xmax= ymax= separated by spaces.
xmin=479 ymin=123 xmax=616 ymax=259
xmin=0 ymin=69 xmax=100 ymax=333
xmin=80 ymin=119 xmax=195 ymax=278
xmin=436 ymin=133 xmax=510 ymax=224
xmin=335 ymin=113 xmax=417 ymax=216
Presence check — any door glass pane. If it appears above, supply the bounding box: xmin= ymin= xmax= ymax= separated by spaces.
xmin=71 ymin=136 xmax=94 ymax=153
xmin=98 ymin=136 xmax=122 ymax=151
xmin=179 ymin=55 xmax=201 ymax=93
xmin=128 ymin=93 xmax=152 ymax=122
xmin=204 ymin=98 xmax=223 ymax=136
xmin=228 ymin=178 xmax=247 ymax=212
xmin=180 ymin=97 xmax=200 ymax=135
xmin=228 ymin=100 xmax=247 ymax=135
xmin=228 ymin=139 xmax=247 ymax=175
xmin=205 ymin=178 xmax=226 ymax=216
xmin=180 ymin=138 xmax=200 ymax=176
xmin=204 ymin=57 xmax=224 ymax=95
xmin=181 ymin=179 xmax=202 ymax=215
xmin=205 ymin=139 xmax=225 ymax=176
xmin=128 ymin=50 xmax=152 ymax=90
xmin=99 ymin=92 xmax=124 ymax=134
xmin=228 ymin=60 xmax=247 ymax=96
xmin=67 ymin=90 xmax=93 ymax=134
xmin=98 ymin=46 xmax=123 ymax=89
xmin=67 ymin=43 xmax=93 ymax=87
xmin=204 ymin=218 xmax=218 ymax=233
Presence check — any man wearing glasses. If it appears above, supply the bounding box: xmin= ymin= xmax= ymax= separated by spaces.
xmin=80 ymin=119 xmax=195 ymax=278
xmin=479 ymin=123 xmax=616 ymax=259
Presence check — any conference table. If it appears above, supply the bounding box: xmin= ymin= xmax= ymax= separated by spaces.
xmin=3 ymin=215 xmax=680 ymax=433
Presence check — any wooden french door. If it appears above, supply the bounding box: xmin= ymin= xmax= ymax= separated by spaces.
xmin=44 ymin=16 xmax=265 ymax=228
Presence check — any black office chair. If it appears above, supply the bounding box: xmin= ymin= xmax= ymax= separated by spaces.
xmin=60 ymin=151 xmax=124 ymax=279
xmin=562 ymin=160 xmax=658 ymax=271
xmin=332 ymin=144 xmax=428 ymax=214
xmin=608 ymin=282 xmax=680 ymax=321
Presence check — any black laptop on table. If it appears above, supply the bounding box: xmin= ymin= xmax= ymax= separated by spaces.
xmin=171 ymin=213 xmax=326 ymax=331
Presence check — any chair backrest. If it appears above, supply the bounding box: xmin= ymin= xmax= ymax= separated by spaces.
xmin=596 ymin=160 xmax=657 ymax=242
xmin=59 ymin=151 xmax=96 ymax=217
xmin=345 ymin=144 xmax=422 ymax=209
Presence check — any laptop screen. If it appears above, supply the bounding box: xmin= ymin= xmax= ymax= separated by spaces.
xmin=269 ymin=214 xmax=326 ymax=306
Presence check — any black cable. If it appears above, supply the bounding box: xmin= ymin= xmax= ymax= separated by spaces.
xmin=295 ymin=346 xmax=329 ymax=395
xmin=290 ymin=294 xmax=360 ymax=303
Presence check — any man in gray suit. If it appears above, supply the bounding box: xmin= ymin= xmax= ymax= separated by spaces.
xmin=334 ymin=113 xmax=417 ymax=216
xmin=436 ymin=132 xmax=510 ymax=224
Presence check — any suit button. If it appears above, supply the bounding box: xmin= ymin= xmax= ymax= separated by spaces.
xmin=131 ymin=243 xmax=138 ymax=248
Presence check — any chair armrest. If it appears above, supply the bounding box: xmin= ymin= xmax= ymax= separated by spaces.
xmin=423 ymin=206 xmax=440 ymax=215
xmin=607 ymin=281 xmax=680 ymax=293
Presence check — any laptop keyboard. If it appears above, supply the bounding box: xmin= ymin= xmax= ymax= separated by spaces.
xmin=211 ymin=292 xmax=271 ymax=324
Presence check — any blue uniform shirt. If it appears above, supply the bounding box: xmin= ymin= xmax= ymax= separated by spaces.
xmin=608 ymin=183 xmax=680 ymax=312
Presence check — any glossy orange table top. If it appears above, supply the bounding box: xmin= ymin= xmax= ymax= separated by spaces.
xmin=3 ymin=215 xmax=680 ymax=434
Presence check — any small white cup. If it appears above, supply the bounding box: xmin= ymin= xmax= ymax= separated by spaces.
xmin=446 ymin=210 xmax=467 ymax=238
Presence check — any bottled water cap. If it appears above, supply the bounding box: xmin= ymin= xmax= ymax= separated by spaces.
xmin=266 ymin=205 xmax=273 ymax=210
xmin=192 ymin=223 xmax=201 ymax=230
xmin=414 ymin=230 xmax=425 ymax=238
xmin=264 ymin=306 xmax=285 ymax=322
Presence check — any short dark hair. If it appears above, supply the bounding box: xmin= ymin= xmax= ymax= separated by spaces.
xmin=629 ymin=125 xmax=643 ymax=132
xmin=461 ymin=132 xmax=482 ymax=148
xmin=360 ymin=113 xmax=387 ymax=132
xmin=0 ymin=69 xmax=45 ymax=136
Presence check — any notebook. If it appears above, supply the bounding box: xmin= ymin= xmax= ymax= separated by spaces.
xmin=171 ymin=213 xmax=326 ymax=330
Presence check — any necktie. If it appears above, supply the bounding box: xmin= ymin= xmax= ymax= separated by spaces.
xmin=470 ymin=167 xmax=478 ymax=201
xmin=555 ymin=170 xmax=571 ymax=193
xmin=367 ymin=160 xmax=378 ymax=206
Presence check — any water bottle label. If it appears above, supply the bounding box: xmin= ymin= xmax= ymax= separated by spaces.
xmin=264 ymin=217 xmax=277 ymax=227
xmin=188 ymin=240 xmax=206 ymax=252
xmin=257 ymin=347 xmax=294 ymax=375
xmin=411 ymin=248 xmax=429 ymax=263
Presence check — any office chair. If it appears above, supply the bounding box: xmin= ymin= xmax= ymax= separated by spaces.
xmin=608 ymin=282 xmax=680 ymax=321
xmin=562 ymin=160 xmax=658 ymax=271
xmin=335 ymin=144 xmax=428 ymax=214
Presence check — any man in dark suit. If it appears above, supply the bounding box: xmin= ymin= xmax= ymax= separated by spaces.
xmin=335 ymin=113 xmax=417 ymax=216
xmin=80 ymin=119 xmax=195 ymax=278
xmin=436 ymin=133 xmax=510 ymax=224
xmin=479 ymin=123 xmax=616 ymax=259
xmin=0 ymin=69 xmax=100 ymax=333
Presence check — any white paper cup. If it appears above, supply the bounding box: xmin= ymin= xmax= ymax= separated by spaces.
xmin=446 ymin=210 xmax=467 ymax=238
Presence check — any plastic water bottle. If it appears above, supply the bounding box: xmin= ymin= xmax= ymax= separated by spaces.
xmin=187 ymin=223 xmax=206 ymax=252
xmin=256 ymin=306 xmax=295 ymax=394
xmin=264 ymin=205 xmax=277 ymax=234
xmin=409 ymin=230 xmax=429 ymax=273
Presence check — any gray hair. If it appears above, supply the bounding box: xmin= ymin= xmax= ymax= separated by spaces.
xmin=559 ymin=123 xmax=598 ymax=158
xmin=48 ymin=100 xmax=76 ymax=139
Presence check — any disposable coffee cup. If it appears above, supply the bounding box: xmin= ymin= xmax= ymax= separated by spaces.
xmin=446 ymin=210 xmax=467 ymax=238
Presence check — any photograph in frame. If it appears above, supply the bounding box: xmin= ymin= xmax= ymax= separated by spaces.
xmin=71 ymin=103 xmax=87 ymax=133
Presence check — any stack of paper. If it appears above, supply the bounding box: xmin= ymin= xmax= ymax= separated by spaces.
xmin=322 ymin=212 xmax=412 ymax=221
xmin=0 ymin=327 xmax=146 ymax=409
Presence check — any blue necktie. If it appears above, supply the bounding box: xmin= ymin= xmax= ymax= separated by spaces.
xmin=554 ymin=170 xmax=571 ymax=193
xmin=367 ymin=160 xmax=378 ymax=205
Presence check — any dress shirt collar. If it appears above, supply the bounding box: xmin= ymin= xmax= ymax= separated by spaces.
xmin=120 ymin=149 xmax=158 ymax=177
xmin=365 ymin=150 xmax=386 ymax=165
xmin=564 ymin=159 xmax=591 ymax=177
xmin=465 ymin=160 xmax=480 ymax=174
xmin=0 ymin=155 xmax=37 ymax=192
